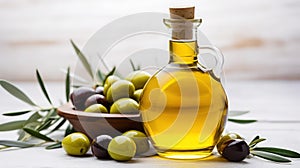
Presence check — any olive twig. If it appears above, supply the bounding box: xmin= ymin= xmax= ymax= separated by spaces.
xmin=217 ymin=133 xmax=300 ymax=163
xmin=0 ymin=71 xmax=71 ymax=150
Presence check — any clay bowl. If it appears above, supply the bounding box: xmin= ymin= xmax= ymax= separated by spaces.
xmin=57 ymin=103 xmax=144 ymax=140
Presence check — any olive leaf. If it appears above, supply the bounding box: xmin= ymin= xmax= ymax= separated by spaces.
xmin=253 ymin=147 xmax=300 ymax=158
xmin=129 ymin=59 xmax=137 ymax=71
xmin=96 ymin=69 xmax=104 ymax=83
xmin=45 ymin=142 xmax=62 ymax=150
xmin=25 ymin=111 xmax=42 ymax=125
xmin=228 ymin=110 xmax=250 ymax=117
xmin=249 ymin=135 xmax=260 ymax=144
xmin=2 ymin=110 xmax=32 ymax=116
xmin=36 ymin=120 xmax=53 ymax=131
xmin=97 ymin=53 xmax=110 ymax=71
xmin=47 ymin=118 xmax=66 ymax=135
xmin=129 ymin=59 xmax=141 ymax=71
xmin=36 ymin=69 xmax=53 ymax=105
xmin=61 ymin=68 xmax=90 ymax=84
xmin=42 ymin=109 xmax=57 ymax=123
xmin=102 ymin=66 xmax=116 ymax=86
xmin=23 ymin=128 xmax=54 ymax=142
xmin=70 ymin=40 xmax=94 ymax=80
xmin=64 ymin=124 xmax=75 ymax=137
xmin=0 ymin=140 xmax=36 ymax=148
xmin=249 ymin=138 xmax=266 ymax=148
xmin=40 ymin=108 xmax=55 ymax=112
xmin=17 ymin=130 xmax=29 ymax=141
xmin=65 ymin=67 xmax=71 ymax=102
xmin=251 ymin=150 xmax=291 ymax=163
xmin=0 ymin=80 xmax=37 ymax=106
xmin=0 ymin=120 xmax=26 ymax=131
xmin=228 ymin=118 xmax=257 ymax=124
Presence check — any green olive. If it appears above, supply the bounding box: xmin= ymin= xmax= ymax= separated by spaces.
xmin=122 ymin=130 xmax=149 ymax=155
xmin=133 ymin=89 xmax=143 ymax=102
xmin=62 ymin=132 xmax=90 ymax=156
xmin=103 ymin=75 xmax=120 ymax=96
xmin=106 ymin=80 xmax=135 ymax=103
xmin=217 ymin=133 xmax=243 ymax=154
xmin=125 ymin=71 xmax=151 ymax=90
xmin=110 ymin=98 xmax=139 ymax=114
xmin=84 ymin=104 xmax=108 ymax=113
xmin=108 ymin=135 xmax=136 ymax=161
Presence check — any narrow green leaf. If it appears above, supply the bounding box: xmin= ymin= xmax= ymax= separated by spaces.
xmin=129 ymin=59 xmax=137 ymax=71
xmin=43 ymin=109 xmax=58 ymax=123
xmin=249 ymin=135 xmax=260 ymax=146
xmin=48 ymin=116 xmax=60 ymax=120
xmin=72 ymin=85 xmax=83 ymax=89
xmin=24 ymin=122 xmax=41 ymax=130
xmin=249 ymin=138 xmax=266 ymax=148
xmin=40 ymin=108 xmax=55 ymax=112
xmin=228 ymin=110 xmax=250 ymax=117
xmin=228 ymin=118 xmax=257 ymax=124
xmin=102 ymin=66 xmax=116 ymax=86
xmin=37 ymin=120 xmax=53 ymax=131
xmin=17 ymin=130 xmax=29 ymax=141
xmin=36 ymin=69 xmax=52 ymax=105
xmin=61 ymin=68 xmax=90 ymax=84
xmin=70 ymin=40 xmax=94 ymax=79
xmin=97 ymin=53 xmax=110 ymax=71
xmin=45 ymin=142 xmax=62 ymax=150
xmin=0 ymin=80 xmax=37 ymax=106
xmin=23 ymin=128 xmax=54 ymax=142
xmin=65 ymin=67 xmax=71 ymax=102
xmin=0 ymin=120 xmax=26 ymax=131
xmin=253 ymin=147 xmax=300 ymax=158
xmin=0 ymin=140 xmax=36 ymax=148
xmin=48 ymin=118 xmax=66 ymax=134
xmin=97 ymin=69 xmax=104 ymax=82
xmin=64 ymin=124 xmax=75 ymax=137
xmin=25 ymin=112 xmax=42 ymax=124
xmin=2 ymin=110 xmax=32 ymax=116
xmin=252 ymin=150 xmax=291 ymax=162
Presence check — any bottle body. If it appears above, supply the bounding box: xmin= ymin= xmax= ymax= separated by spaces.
xmin=140 ymin=37 xmax=228 ymax=159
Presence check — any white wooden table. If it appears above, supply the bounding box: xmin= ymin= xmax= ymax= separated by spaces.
xmin=0 ymin=81 xmax=300 ymax=167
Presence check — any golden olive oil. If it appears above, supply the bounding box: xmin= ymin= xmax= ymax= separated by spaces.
xmin=139 ymin=40 xmax=228 ymax=159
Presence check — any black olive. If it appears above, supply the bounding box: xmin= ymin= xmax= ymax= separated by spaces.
xmin=222 ymin=139 xmax=250 ymax=162
xmin=71 ymin=87 xmax=96 ymax=110
xmin=84 ymin=94 xmax=109 ymax=109
xmin=91 ymin=135 xmax=113 ymax=159
xmin=95 ymin=86 xmax=105 ymax=95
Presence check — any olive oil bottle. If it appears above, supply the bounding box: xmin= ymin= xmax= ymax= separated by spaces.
xmin=139 ymin=7 xmax=228 ymax=159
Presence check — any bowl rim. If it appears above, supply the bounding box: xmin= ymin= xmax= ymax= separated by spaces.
xmin=57 ymin=102 xmax=141 ymax=119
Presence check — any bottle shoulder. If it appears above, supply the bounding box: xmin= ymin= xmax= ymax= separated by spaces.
xmin=148 ymin=63 xmax=222 ymax=86
xmin=157 ymin=63 xmax=207 ymax=76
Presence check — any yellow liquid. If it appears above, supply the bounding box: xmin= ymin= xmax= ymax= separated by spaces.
xmin=139 ymin=41 xmax=228 ymax=159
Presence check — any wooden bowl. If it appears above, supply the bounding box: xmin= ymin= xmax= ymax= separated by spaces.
xmin=57 ymin=103 xmax=144 ymax=139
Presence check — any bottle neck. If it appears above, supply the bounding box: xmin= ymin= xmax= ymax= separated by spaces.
xmin=169 ymin=39 xmax=198 ymax=64
xmin=163 ymin=19 xmax=201 ymax=65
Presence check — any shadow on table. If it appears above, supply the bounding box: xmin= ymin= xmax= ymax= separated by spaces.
xmin=151 ymin=153 xmax=250 ymax=164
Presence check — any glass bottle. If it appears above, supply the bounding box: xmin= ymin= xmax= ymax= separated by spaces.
xmin=139 ymin=18 xmax=228 ymax=159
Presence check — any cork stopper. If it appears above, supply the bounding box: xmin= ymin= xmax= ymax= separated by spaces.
xmin=168 ymin=7 xmax=195 ymax=40
xmin=169 ymin=6 xmax=195 ymax=19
